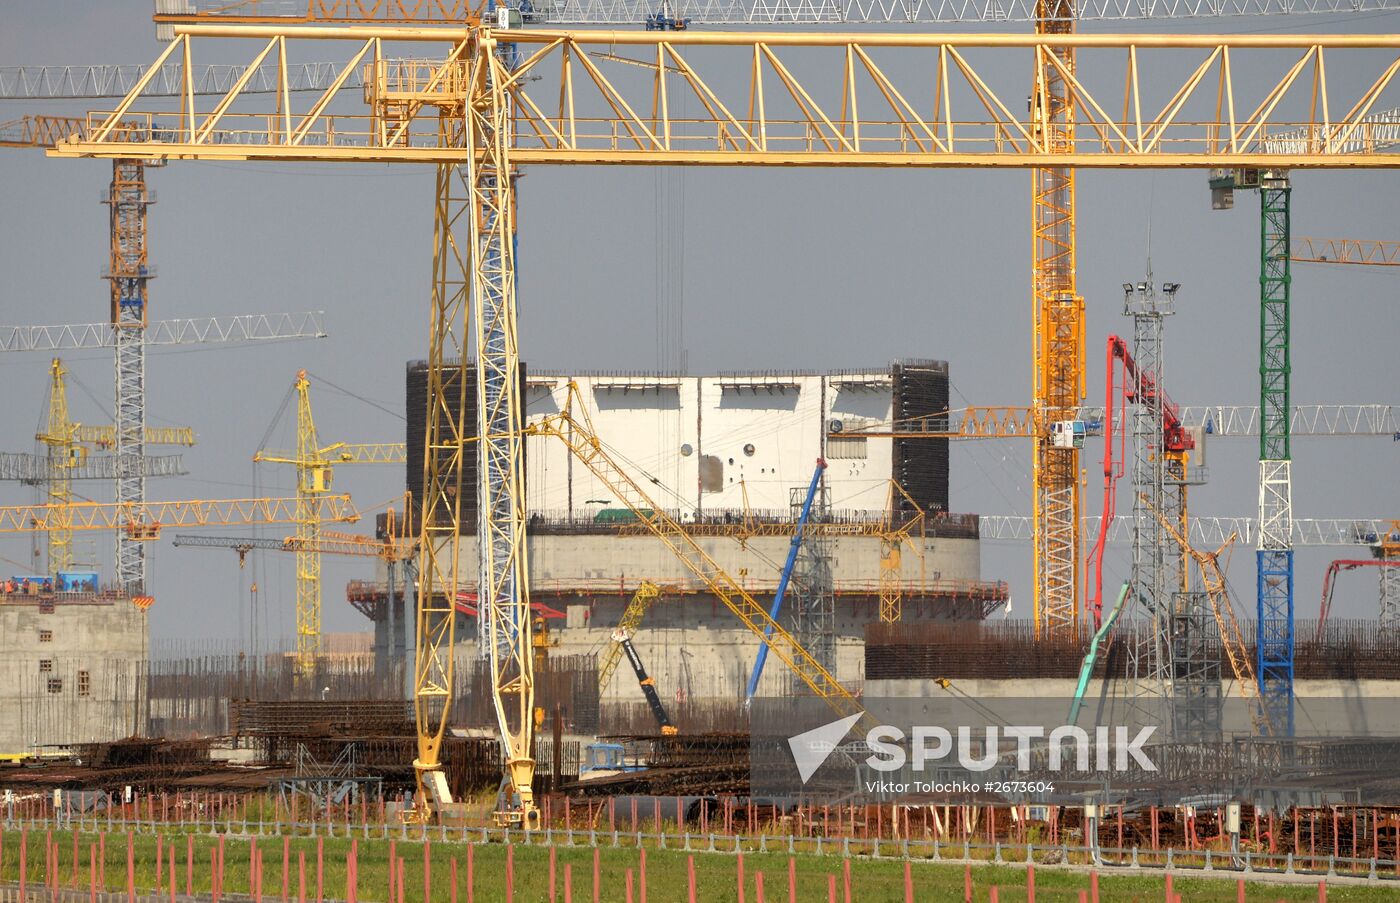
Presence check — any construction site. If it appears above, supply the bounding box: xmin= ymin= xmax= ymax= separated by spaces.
xmin=1 ymin=1 xmax=1399 ymax=899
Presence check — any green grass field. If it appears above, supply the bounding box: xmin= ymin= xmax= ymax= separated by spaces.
xmin=0 ymin=828 xmax=1391 ymax=902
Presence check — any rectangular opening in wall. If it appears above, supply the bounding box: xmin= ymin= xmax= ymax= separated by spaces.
xmin=38 ymin=629 xmax=52 ymax=643
xmin=47 ymin=678 xmax=62 ymax=694
xmin=78 ymin=670 xmax=91 ymax=696
xmin=39 ymin=659 xmax=53 ymax=673
xmin=827 ymin=436 xmax=868 ymax=460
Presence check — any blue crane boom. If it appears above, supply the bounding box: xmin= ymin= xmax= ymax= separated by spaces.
xmin=744 ymin=459 xmax=827 ymax=705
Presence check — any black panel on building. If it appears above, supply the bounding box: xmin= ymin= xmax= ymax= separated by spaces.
xmin=405 ymin=360 xmax=526 ymax=534
xmin=891 ymin=360 xmax=950 ymax=515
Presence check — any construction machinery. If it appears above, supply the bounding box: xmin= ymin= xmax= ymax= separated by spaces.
xmin=142 ymin=0 xmax=1400 ymax=665
xmin=51 ymin=10 xmax=1400 ymax=826
xmin=0 ymin=358 xmax=190 ymax=578
xmin=0 ymin=495 xmax=360 ymax=607
xmin=0 ymin=56 xmax=358 ymax=596
xmin=253 ymin=372 xmax=407 ymax=675
xmin=1209 ymin=167 xmax=1298 ymax=736
xmin=597 ymin=581 xmax=662 ymax=695
xmin=612 ymin=627 xmax=678 ymax=735
xmin=1315 ymin=522 xmax=1400 ymax=634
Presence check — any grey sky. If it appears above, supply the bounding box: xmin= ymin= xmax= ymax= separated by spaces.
xmin=1 ymin=2 xmax=1397 ymax=648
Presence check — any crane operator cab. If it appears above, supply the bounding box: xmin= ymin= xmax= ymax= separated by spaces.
xmin=1050 ymin=420 xmax=1088 ymax=449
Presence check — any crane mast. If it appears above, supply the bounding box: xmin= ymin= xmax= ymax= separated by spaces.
xmin=1030 ymin=0 xmax=1084 ymax=641
xmin=254 ymin=371 xmax=407 ymax=676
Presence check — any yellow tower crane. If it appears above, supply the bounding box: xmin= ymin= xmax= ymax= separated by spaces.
xmin=1032 ymin=0 xmax=1086 ymax=643
xmin=38 ymin=358 xmax=82 ymax=577
xmin=253 ymin=371 xmax=406 ymax=676
xmin=24 ymin=358 xmax=195 ymax=578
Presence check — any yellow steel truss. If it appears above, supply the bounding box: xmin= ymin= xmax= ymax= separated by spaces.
xmin=1291 ymin=237 xmax=1400 ymax=266
xmin=254 ymin=371 xmax=406 ymax=675
xmin=52 ymin=29 xmax=1400 ymax=169
xmin=1032 ymin=0 xmax=1084 ymax=639
xmin=0 ymin=495 xmax=358 ymax=535
xmin=72 ymin=425 xmax=196 ymax=448
xmin=878 ymin=480 xmax=926 ymax=624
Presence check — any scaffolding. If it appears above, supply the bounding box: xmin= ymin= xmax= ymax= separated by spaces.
xmin=788 ymin=480 xmax=836 ymax=684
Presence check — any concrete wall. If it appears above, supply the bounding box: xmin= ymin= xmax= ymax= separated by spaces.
xmin=554 ymin=621 xmax=865 ymax=704
xmin=467 ymin=531 xmax=981 ymax=595
xmin=452 ymin=532 xmax=983 ymax=703
xmin=0 ymin=599 xmax=148 ymax=753
xmin=522 ymin=371 xmax=898 ymax=516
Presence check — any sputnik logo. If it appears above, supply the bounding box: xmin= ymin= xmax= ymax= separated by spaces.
xmin=787 ymin=712 xmax=864 ymax=784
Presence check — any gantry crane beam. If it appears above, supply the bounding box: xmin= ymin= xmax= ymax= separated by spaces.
xmin=153 ymin=1 xmax=479 ymax=27
xmin=150 ymin=0 xmax=1400 ymax=25
xmin=1291 ymin=237 xmax=1400 ymax=266
xmin=0 ymin=313 xmax=327 ymax=352
xmin=0 ymin=495 xmax=358 ymax=534
xmin=254 ymin=371 xmax=405 ymax=675
xmin=47 ymin=30 xmax=1400 ymax=169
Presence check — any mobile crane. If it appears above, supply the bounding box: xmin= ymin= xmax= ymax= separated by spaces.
xmin=612 ymin=627 xmax=678 ymax=736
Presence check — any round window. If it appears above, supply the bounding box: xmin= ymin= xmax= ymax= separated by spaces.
xmin=743 ymin=443 xmax=756 ymax=457
xmin=680 ymin=443 xmax=694 ymax=457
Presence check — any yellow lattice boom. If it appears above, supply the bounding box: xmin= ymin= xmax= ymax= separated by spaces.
xmin=47 ymin=29 xmax=1400 ymax=170
xmin=0 ymin=495 xmax=358 ymax=536
xmin=1291 ymin=237 xmax=1400 ymax=266
xmin=597 ymin=581 xmax=662 ymax=694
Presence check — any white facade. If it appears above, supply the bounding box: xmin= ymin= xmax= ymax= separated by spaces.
xmin=523 ymin=370 xmax=897 ymax=518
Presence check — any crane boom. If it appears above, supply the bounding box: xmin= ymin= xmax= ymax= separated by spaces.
xmin=1291 ymin=237 xmax=1400 ymax=267
xmin=745 ymin=458 xmax=825 ymax=704
xmin=149 ymin=0 xmax=1400 ymax=25
xmin=613 ymin=628 xmax=678 ymax=735
xmin=0 ymin=453 xmax=186 ymax=483
xmin=1146 ymin=497 xmax=1270 ymax=733
xmin=0 ymin=495 xmax=358 ymax=534
xmin=598 ymin=581 xmax=662 ymax=694
xmin=0 ymin=312 xmax=327 ymax=353
xmin=0 ymin=63 xmax=364 ymax=99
